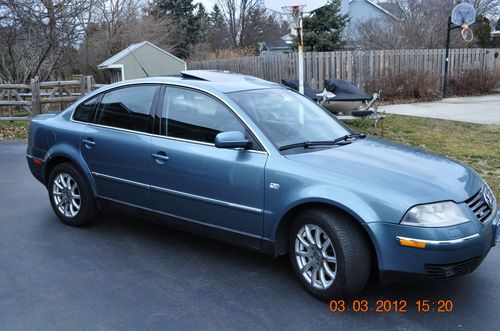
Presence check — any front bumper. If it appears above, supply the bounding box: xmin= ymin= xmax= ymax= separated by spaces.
xmin=367 ymin=210 xmax=499 ymax=283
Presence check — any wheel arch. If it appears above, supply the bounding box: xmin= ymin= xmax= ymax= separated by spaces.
xmin=272 ymin=201 xmax=380 ymax=272
xmin=43 ymin=151 xmax=97 ymax=196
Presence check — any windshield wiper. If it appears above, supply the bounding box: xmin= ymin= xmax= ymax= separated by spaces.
xmin=278 ymin=133 xmax=366 ymax=151
xmin=332 ymin=133 xmax=366 ymax=144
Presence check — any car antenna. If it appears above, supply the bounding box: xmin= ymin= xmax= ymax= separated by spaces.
xmin=127 ymin=45 xmax=149 ymax=77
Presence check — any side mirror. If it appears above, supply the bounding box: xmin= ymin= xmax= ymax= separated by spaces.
xmin=214 ymin=131 xmax=250 ymax=149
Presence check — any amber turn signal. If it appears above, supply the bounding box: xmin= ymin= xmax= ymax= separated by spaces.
xmin=398 ymin=238 xmax=426 ymax=249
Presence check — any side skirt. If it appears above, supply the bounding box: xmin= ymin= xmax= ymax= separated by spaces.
xmin=96 ymin=197 xmax=275 ymax=255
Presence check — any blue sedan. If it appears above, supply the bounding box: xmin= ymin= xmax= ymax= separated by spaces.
xmin=26 ymin=71 xmax=499 ymax=300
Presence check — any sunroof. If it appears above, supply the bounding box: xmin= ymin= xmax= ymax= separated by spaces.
xmin=181 ymin=70 xmax=268 ymax=83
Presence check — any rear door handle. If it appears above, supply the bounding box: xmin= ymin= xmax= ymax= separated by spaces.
xmin=151 ymin=152 xmax=170 ymax=164
xmin=82 ymin=138 xmax=95 ymax=148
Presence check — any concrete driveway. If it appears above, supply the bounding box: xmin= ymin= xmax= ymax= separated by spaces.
xmin=1 ymin=141 xmax=500 ymax=330
xmin=380 ymin=94 xmax=500 ymax=124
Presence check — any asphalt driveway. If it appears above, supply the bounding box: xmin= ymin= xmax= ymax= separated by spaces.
xmin=380 ymin=94 xmax=500 ymax=124
xmin=1 ymin=141 xmax=499 ymax=330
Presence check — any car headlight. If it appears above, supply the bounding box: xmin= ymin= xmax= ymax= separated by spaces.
xmin=401 ymin=201 xmax=470 ymax=227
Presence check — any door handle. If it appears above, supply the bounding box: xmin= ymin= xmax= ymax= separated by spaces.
xmin=151 ymin=152 xmax=170 ymax=164
xmin=82 ymin=138 xmax=95 ymax=148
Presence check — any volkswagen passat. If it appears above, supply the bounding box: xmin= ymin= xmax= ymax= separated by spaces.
xmin=26 ymin=71 xmax=499 ymax=300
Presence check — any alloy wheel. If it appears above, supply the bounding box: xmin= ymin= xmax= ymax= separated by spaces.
xmin=295 ymin=224 xmax=337 ymax=290
xmin=52 ymin=173 xmax=81 ymax=218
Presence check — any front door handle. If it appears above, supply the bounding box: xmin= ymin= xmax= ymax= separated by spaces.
xmin=151 ymin=152 xmax=170 ymax=164
xmin=82 ymin=138 xmax=95 ymax=148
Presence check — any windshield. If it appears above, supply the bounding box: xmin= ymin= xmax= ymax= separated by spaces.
xmin=227 ymin=88 xmax=352 ymax=149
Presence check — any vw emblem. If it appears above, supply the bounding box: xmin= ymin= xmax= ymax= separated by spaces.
xmin=483 ymin=187 xmax=494 ymax=209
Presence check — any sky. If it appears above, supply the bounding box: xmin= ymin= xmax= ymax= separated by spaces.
xmin=195 ymin=0 xmax=217 ymax=10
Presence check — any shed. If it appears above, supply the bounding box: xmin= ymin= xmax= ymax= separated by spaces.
xmin=97 ymin=41 xmax=187 ymax=82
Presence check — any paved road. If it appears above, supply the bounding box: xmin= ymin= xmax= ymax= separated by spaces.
xmin=380 ymin=94 xmax=500 ymax=124
xmin=1 ymin=141 xmax=499 ymax=330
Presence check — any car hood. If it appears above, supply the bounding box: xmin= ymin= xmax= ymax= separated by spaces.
xmin=285 ymin=137 xmax=482 ymax=205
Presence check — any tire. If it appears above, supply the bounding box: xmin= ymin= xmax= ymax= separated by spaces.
xmin=47 ymin=162 xmax=96 ymax=226
xmin=289 ymin=208 xmax=371 ymax=301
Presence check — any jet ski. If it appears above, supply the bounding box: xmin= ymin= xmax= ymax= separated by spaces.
xmin=281 ymin=78 xmax=379 ymax=117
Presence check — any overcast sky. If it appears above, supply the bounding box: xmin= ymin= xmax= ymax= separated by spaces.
xmin=195 ymin=0 xmax=217 ymax=10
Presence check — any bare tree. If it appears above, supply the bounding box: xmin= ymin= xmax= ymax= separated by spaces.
xmin=347 ymin=0 xmax=500 ymax=50
xmin=216 ymin=0 xmax=287 ymax=48
xmin=0 ymin=0 xmax=91 ymax=83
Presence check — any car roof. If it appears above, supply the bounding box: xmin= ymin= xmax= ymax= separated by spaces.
xmin=106 ymin=70 xmax=282 ymax=94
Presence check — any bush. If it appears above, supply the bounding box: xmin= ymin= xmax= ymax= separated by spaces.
xmin=449 ymin=69 xmax=499 ymax=96
xmin=363 ymin=69 xmax=440 ymax=103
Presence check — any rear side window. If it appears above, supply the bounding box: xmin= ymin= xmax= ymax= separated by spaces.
xmin=73 ymin=95 xmax=99 ymax=122
xmin=94 ymin=85 xmax=157 ymax=133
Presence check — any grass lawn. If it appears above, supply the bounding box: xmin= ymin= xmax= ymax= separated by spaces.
xmin=1 ymin=115 xmax=499 ymax=199
xmin=347 ymin=115 xmax=500 ymax=200
xmin=0 ymin=120 xmax=29 ymax=140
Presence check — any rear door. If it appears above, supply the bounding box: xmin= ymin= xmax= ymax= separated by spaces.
xmin=81 ymin=84 xmax=158 ymax=208
xmin=149 ymin=86 xmax=268 ymax=241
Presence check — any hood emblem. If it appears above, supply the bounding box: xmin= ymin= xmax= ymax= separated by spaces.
xmin=483 ymin=187 xmax=494 ymax=209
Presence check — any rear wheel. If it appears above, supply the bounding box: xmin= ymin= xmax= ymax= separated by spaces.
xmin=48 ymin=162 xmax=96 ymax=226
xmin=289 ymin=209 xmax=371 ymax=301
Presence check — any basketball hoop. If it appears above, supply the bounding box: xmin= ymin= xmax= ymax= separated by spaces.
xmin=444 ymin=3 xmax=477 ymax=96
xmin=263 ymin=1 xmax=328 ymax=95
xmin=461 ymin=24 xmax=474 ymax=42
xmin=282 ymin=4 xmax=306 ymax=27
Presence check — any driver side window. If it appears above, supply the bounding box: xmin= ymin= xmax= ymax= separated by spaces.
xmin=161 ymin=87 xmax=250 ymax=145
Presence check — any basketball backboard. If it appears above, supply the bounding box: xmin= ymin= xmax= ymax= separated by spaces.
xmin=263 ymin=0 xmax=328 ymax=13
xmin=451 ymin=2 xmax=476 ymax=26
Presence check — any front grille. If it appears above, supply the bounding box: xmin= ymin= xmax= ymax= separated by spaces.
xmin=464 ymin=189 xmax=493 ymax=223
xmin=425 ymin=257 xmax=481 ymax=280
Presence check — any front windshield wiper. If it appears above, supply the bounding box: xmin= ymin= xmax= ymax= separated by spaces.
xmin=332 ymin=133 xmax=366 ymax=144
xmin=278 ymin=133 xmax=366 ymax=151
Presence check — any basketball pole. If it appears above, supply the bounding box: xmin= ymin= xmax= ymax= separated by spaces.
xmin=443 ymin=16 xmax=461 ymax=97
xmin=443 ymin=16 xmax=472 ymax=98
xmin=294 ymin=7 xmax=305 ymax=95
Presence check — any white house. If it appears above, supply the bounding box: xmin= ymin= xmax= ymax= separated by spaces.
xmin=98 ymin=41 xmax=187 ymax=83
xmin=341 ymin=0 xmax=403 ymax=23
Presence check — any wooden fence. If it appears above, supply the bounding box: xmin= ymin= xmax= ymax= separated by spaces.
xmin=0 ymin=76 xmax=105 ymax=120
xmin=189 ymin=48 xmax=500 ymax=90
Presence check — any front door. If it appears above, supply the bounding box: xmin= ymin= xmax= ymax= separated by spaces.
xmin=81 ymin=84 xmax=158 ymax=208
xmin=149 ymin=86 xmax=267 ymax=240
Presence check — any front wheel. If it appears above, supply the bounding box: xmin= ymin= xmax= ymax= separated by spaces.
xmin=48 ymin=162 xmax=96 ymax=226
xmin=289 ymin=209 xmax=371 ymax=301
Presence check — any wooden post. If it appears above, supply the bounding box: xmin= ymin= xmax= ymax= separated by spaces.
xmin=85 ymin=76 xmax=93 ymax=93
xmin=7 ymin=89 xmax=13 ymax=117
xmin=30 ymin=77 xmax=42 ymax=115
xmin=79 ymin=75 xmax=86 ymax=96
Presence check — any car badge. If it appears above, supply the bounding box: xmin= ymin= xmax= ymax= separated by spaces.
xmin=483 ymin=188 xmax=494 ymax=209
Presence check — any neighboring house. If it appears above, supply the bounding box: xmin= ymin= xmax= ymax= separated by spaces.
xmin=259 ymin=35 xmax=294 ymax=56
xmin=340 ymin=0 xmax=403 ymax=42
xmin=98 ymin=41 xmax=187 ymax=83
xmin=341 ymin=0 xmax=403 ymax=23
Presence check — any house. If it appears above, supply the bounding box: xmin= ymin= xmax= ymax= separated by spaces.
xmin=341 ymin=0 xmax=403 ymax=23
xmin=259 ymin=35 xmax=294 ymax=56
xmin=98 ymin=41 xmax=187 ymax=83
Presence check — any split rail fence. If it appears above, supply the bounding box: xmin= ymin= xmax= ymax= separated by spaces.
xmin=0 ymin=76 xmax=106 ymax=121
xmin=189 ymin=48 xmax=500 ymax=90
